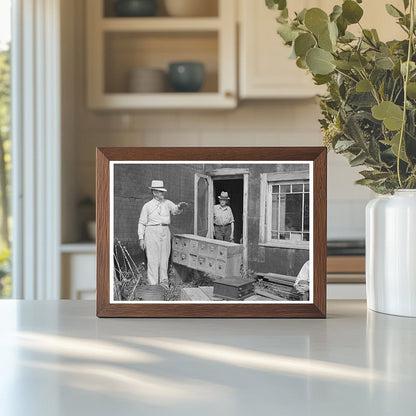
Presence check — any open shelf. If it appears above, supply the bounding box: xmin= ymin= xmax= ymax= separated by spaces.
xmin=101 ymin=17 xmax=221 ymax=32
xmin=103 ymin=0 xmax=219 ymax=18
xmin=87 ymin=0 xmax=236 ymax=109
xmin=104 ymin=31 xmax=218 ymax=94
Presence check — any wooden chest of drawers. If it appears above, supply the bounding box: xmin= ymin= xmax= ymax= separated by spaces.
xmin=172 ymin=234 xmax=243 ymax=278
xmin=213 ymin=277 xmax=255 ymax=300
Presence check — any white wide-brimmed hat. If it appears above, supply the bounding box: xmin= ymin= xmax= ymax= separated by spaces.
xmin=218 ymin=191 xmax=230 ymax=200
xmin=149 ymin=180 xmax=167 ymax=192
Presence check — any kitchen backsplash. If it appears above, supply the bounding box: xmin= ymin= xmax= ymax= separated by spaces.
xmin=72 ymin=100 xmax=373 ymax=241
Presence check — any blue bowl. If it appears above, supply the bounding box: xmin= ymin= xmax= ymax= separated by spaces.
xmin=168 ymin=62 xmax=205 ymax=92
xmin=114 ymin=0 xmax=158 ymax=17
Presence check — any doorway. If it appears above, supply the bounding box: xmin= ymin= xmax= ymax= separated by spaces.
xmin=213 ymin=178 xmax=244 ymax=243
xmin=193 ymin=170 xmax=249 ymax=269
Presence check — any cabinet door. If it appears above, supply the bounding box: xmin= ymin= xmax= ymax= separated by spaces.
xmin=239 ymin=0 xmax=326 ymax=99
xmin=239 ymin=0 xmax=404 ymax=99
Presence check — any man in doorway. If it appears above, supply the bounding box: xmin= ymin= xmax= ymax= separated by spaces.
xmin=213 ymin=191 xmax=235 ymax=242
xmin=138 ymin=180 xmax=188 ymax=288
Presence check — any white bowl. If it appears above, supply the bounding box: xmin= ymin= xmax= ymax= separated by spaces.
xmin=164 ymin=0 xmax=217 ymax=17
xmin=128 ymin=68 xmax=167 ymax=93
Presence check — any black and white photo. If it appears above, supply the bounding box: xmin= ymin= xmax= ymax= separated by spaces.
xmin=110 ymin=161 xmax=313 ymax=303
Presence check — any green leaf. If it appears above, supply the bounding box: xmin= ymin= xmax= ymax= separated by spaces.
xmin=313 ymin=74 xmax=332 ymax=85
xmin=330 ymin=5 xmax=342 ymax=22
xmin=328 ymin=21 xmax=338 ymax=45
xmin=266 ymin=0 xmax=287 ymax=11
xmin=362 ymin=29 xmax=376 ymax=46
xmin=333 ymin=60 xmax=353 ymax=70
xmin=350 ymin=54 xmax=368 ymax=70
xmin=385 ymin=4 xmax=404 ymax=18
xmin=342 ymin=0 xmax=364 ymax=24
xmin=277 ymin=23 xmax=298 ymax=43
xmin=339 ymin=31 xmax=356 ymax=43
xmin=304 ymin=8 xmax=329 ymax=35
xmin=296 ymin=57 xmax=308 ymax=69
xmin=403 ymin=0 xmax=409 ymax=10
xmin=306 ymin=48 xmax=335 ymax=75
xmin=356 ymin=79 xmax=372 ymax=92
xmin=360 ymin=170 xmax=391 ymax=181
xmin=375 ymin=55 xmax=395 ymax=70
xmin=318 ymin=27 xmax=334 ymax=52
xmin=384 ymin=132 xmax=409 ymax=162
xmin=371 ymin=29 xmax=380 ymax=42
xmin=372 ymin=101 xmax=404 ymax=130
xmin=294 ymin=33 xmax=316 ymax=58
xmin=407 ymin=82 xmax=416 ymax=99
xmin=334 ymin=139 xmax=355 ymax=151
xmin=336 ymin=15 xmax=348 ymax=36
xmin=350 ymin=151 xmax=368 ymax=167
xmin=296 ymin=8 xmax=307 ymax=23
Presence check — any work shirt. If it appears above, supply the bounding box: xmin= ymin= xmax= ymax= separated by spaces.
xmin=138 ymin=198 xmax=182 ymax=239
xmin=213 ymin=204 xmax=234 ymax=226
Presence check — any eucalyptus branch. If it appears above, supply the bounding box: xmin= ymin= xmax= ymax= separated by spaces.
xmin=397 ymin=0 xmax=415 ymax=188
xmin=358 ymin=69 xmax=381 ymax=104
xmin=334 ymin=68 xmax=358 ymax=84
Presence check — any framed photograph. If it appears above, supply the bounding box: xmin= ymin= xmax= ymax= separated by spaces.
xmin=96 ymin=147 xmax=327 ymax=318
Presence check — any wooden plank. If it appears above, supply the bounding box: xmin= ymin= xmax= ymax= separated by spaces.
xmin=255 ymin=288 xmax=286 ymax=301
xmin=327 ymin=256 xmax=365 ymax=274
xmin=262 ymin=272 xmax=296 ymax=286
xmin=180 ymin=287 xmax=211 ymax=301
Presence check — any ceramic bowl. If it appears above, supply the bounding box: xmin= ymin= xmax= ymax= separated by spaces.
xmin=168 ymin=62 xmax=205 ymax=92
xmin=128 ymin=68 xmax=167 ymax=93
xmin=114 ymin=0 xmax=158 ymax=17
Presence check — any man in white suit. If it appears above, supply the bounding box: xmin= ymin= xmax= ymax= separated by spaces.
xmin=138 ymin=180 xmax=188 ymax=288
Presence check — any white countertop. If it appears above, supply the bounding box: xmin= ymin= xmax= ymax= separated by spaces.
xmin=0 ymin=300 xmax=415 ymax=415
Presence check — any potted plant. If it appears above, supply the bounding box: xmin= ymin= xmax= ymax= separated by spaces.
xmin=266 ymin=0 xmax=416 ymax=316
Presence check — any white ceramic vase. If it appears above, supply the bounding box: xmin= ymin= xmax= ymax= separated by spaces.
xmin=366 ymin=190 xmax=416 ymax=317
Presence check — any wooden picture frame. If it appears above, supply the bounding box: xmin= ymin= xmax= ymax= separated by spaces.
xmin=96 ymin=147 xmax=327 ymax=318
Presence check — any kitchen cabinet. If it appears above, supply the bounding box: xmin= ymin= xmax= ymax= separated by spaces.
xmin=238 ymin=0 xmax=404 ymax=99
xmin=61 ymin=244 xmax=96 ymax=300
xmin=239 ymin=0 xmax=325 ymax=99
xmin=86 ymin=0 xmax=237 ymax=109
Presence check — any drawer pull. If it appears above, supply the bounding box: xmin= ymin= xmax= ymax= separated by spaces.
xmin=181 ymin=254 xmax=186 ymax=260
xmin=219 ymin=251 xmax=223 ymax=256
xmin=218 ymin=264 xmax=222 ymax=270
xmin=208 ymin=261 xmax=213 ymax=267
